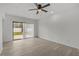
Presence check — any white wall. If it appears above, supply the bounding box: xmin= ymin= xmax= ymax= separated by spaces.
xmin=39 ymin=3 xmax=79 ymax=49
xmin=3 ymin=14 xmax=38 ymax=42
xmin=0 ymin=14 xmax=2 ymax=49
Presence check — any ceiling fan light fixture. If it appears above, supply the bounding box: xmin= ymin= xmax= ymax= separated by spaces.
xmin=38 ymin=9 xmax=41 ymax=11
xmin=29 ymin=3 xmax=50 ymax=14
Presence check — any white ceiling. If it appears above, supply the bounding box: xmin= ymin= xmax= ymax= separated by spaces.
xmin=0 ymin=3 xmax=78 ymax=20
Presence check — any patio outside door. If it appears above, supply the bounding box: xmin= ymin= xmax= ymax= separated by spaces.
xmin=13 ymin=22 xmax=34 ymax=40
xmin=13 ymin=22 xmax=23 ymax=40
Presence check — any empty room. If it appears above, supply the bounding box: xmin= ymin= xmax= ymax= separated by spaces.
xmin=0 ymin=3 xmax=79 ymax=56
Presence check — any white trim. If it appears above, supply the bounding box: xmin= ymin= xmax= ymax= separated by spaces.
xmin=39 ymin=37 xmax=79 ymax=49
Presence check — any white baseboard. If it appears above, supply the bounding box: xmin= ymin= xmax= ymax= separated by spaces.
xmin=39 ymin=37 xmax=79 ymax=49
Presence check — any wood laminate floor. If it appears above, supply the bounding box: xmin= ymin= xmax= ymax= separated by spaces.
xmin=1 ymin=38 xmax=79 ymax=56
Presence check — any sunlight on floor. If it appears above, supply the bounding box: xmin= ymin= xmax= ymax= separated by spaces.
xmin=14 ymin=35 xmax=33 ymax=39
xmin=14 ymin=35 xmax=23 ymax=39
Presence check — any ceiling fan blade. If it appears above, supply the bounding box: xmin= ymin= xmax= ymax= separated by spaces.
xmin=41 ymin=9 xmax=48 ymax=12
xmin=29 ymin=9 xmax=37 ymax=11
xmin=42 ymin=3 xmax=50 ymax=8
xmin=36 ymin=11 xmax=39 ymax=14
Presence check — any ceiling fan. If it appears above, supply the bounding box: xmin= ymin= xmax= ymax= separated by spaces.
xmin=29 ymin=3 xmax=50 ymax=14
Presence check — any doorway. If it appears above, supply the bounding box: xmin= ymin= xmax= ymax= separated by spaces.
xmin=13 ymin=21 xmax=34 ymax=40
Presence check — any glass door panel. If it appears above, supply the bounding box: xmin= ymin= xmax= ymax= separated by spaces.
xmin=13 ymin=22 xmax=23 ymax=40
xmin=23 ymin=23 xmax=34 ymax=38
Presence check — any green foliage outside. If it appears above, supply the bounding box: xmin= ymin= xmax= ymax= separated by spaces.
xmin=13 ymin=32 xmax=23 ymax=35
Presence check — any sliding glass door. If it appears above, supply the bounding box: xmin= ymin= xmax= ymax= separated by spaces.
xmin=23 ymin=23 xmax=34 ymax=38
xmin=13 ymin=22 xmax=34 ymax=40
xmin=13 ymin=22 xmax=23 ymax=40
